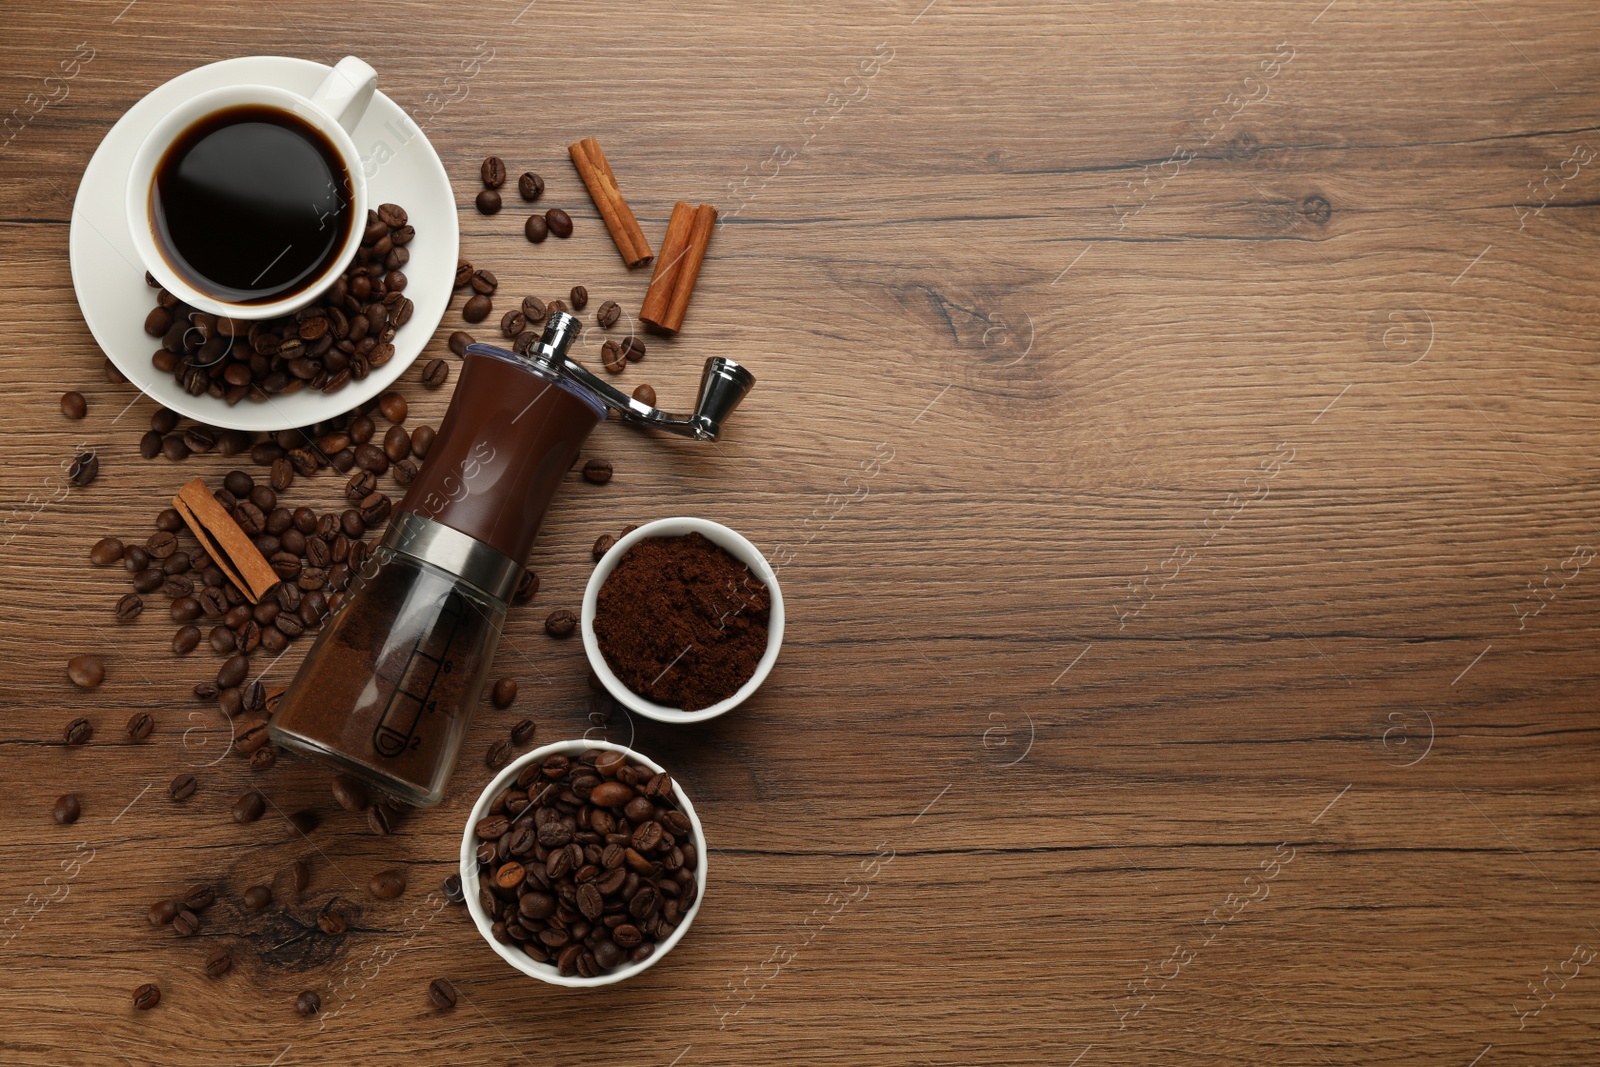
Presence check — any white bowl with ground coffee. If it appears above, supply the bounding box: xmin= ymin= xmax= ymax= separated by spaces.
xmin=581 ymin=517 xmax=784 ymax=724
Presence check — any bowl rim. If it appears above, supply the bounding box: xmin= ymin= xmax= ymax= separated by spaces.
xmin=458 ymin=738 xmax=708 ymax=987
xmin=580 ymin=517 xmax=784 ymax=724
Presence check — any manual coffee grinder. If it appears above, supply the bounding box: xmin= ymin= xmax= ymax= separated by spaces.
xmin=268 ymin=312 xmax=754 ymax=806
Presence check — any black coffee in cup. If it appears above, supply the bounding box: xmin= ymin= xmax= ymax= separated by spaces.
xmin=151 ymin=104 xmax=353 ymax=305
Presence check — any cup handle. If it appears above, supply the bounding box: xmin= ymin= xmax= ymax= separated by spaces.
xmin=309 ymin=56 xmax=377 ymax=135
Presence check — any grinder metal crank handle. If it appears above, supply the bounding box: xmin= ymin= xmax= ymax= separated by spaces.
xmin=467 ymin=311 xmax=756 ymax=442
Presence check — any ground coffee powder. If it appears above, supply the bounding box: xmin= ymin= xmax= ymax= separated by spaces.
xmin=593 ymin=532 xmax=769 ymax=710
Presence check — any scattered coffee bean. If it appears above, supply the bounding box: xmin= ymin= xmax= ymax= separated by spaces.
xmin=547 ymin=299 xmax=568 ymax=315
xmin=52 ymin=793 xmax=81 ymax=824
xmin=368 ymin=802 xmax=400 ymax=835
xmin=317 ymin=909 xmax=348 ymax=936
xmin=491 ymin=677 xmax=518 ymax=708
xmin=545 ymin=609 xmax=577 ymax=637
xmin=486 ymin=738 xmax=513 ymax=770
xmin=126 ymin=712 xmax=154 ymax=742
xmin=582 ymin=458 xmax=613 ymax=484
xmin=89 ymin=536 xmax=124 ymax=565
xmin=597 ymin=300 xmax=620 ymax=328
xmin=411 ymin=425 xmax=436 ymax=459
xmin=515 ymin=568 xmax=539 ymax=602
xmin=295 ymin=990 xmax=321 ymax=1017
xmin=370 ymin=869 xmax=407 ymax=899
xmin=148 ymin=899 xmax=179 ymax=926
xmin=546 ymin=207 xmax=573 ymax=237
xmin=217 ymin=654 xmax=249 ymax=689
xmin=67 ymin=654 xmax=105 ymax=689
xmin=183 ymin=884 xmax=215 ymax=912
xmin=204 ymin=948 xmax=233 ymax=978
xmin=471 ymin=269 xmax=498 ymax=294
xmin=232 ymin=790 xmax=267 ymax=823
xmin=620 ymin=336 xmax=646 ymax=362
xmin=428 ymin=978 xmax=457 ymax=1010
xmin=250 ymin=744 xmax=278 ymax=771
xmin=60 ymin=391 xmax=87 ymax=419
xmin=168 ymin=772 xmax=197 ymax=801
xmin=476 ymin=188 xmax=502 ymax=214
xmin=481 ymin=156 xmax=507 ymax=188
xmin=133 ymin=983 xmax=161 ymax=1010
xmin=569 ymin=285 xmax=589 ymax=311
xmin=463 ymin=294 xmax=492 ymax=323
xmin=601 ymin=340 xmax=626 ymax=374
xmin=171 ymin=908 xmax=200 ymax=937
xmin=518 ymin=171 xmax=544 ymax=200
xmin=235 ymin=720 xmax=271 ymax=756
xmin=68 ymin=450 xmax=98 ymax=486
xmin=511 ymin=719 xmax=536 ymax=744
xmin=521 ymin=295 xmax=547 ymax=322
xmin=63 ymin=717 xmax=93 ymax=745
xmin=524 ymin=213 xmax=548 ymax=242
xmin=421 ymin=358 xmax=449 ymax=388
xmin=378 ymin=391 xmax=408 ymax=423
xmin=633 ymin=383 xmax=656 ymax=406
xmin=242 ymin=884 xmax=272 ymax=911
xmin=448 ymin=330 xmax=475 ymax=356
xmin=331 ymin=774 xmax=371 ymax=812
xmin=116 ymin=593 xmax=144 ymax=622
xmin=593 ymin=534 xmax=616 ymax=560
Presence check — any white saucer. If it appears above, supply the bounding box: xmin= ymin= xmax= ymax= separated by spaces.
xmin=70 ymin=56 xmax=458 ymax=431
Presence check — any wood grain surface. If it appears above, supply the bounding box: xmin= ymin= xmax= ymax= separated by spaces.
xmin=2 ymin=1 xmax=1599 ymax=1064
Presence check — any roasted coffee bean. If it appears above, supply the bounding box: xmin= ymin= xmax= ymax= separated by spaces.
xmin=90 ymin=536 xmax=124 ymax=565
xmin=545 ymin=207 xmax=572 ymax=237
xmin=231 ymin=790 xmax=267 ymax=823
xmin=592 ymin=534 xmax=616 ymax=560
xmin=475 ymin=188 xmax=501 ymax=214
xmin=163 ymin=435 xmax=190 ymax=461
xmin=207 ymin=625 xmax=235 ymax=654
xmin=67 ymin=654 xmax=105 ymax=689
xmin=491 ymin=677 xmax=518 ymax=708
xmin=481 ymin=156 xmax=507 ymax=188
xmin=146 ymin=530 xmax=177 ymax=559
xmin=601 ymin=340 xmax=626 ymax=374
xmin=172 ymin=625 xmax=200 ymax=655
xmin=250 ymin=743 xmax=278 ymax=770
xmin=242 ymin=884 xmax=272 ymax=911
xmin=296 ymin=990 xmax=321 ymax=1017
xmin=60 ymin=391 xmax=87 ymax=419
xmin=468 ymin=269 xmax=498 ymax=296
xmin=204 ymin=948 xmax=233 ymax=978
xmin=443 ymin=873 xmax=465 ymax=904
xmin=217 ymin=654 xmax=249 ymax=689
xmin=133 ymin=983 xmax=161 ymax=1010
xmin=354 ymin=444 xmax=389 ymax=475
xmin=52 ymin=793 xmax=81 ymax=824
xmin=524 ymin=213 xmax=548 ymax=242
xmin=234 ymin=720 xmax=270 ymax=757
xmin=382 ymin=424 xmax=411 ymax=463
xmin=515 ymin=568 xmax=539 ymax=602
xmin=463 ymin=294 xmax=491 ymax=323
xmin=628 ymin=383 xmax=656 ymax=409
xmin=115 ymin=592 xmax=145 ymax=622
xmin=148 ymin=898 xmax=179 ymax=926
xmin=368 ymin=802 xmax=400 ymax=835
xmin=486 ymin=738 xmax=513 ymax=770
xmin=290 ymin=858 xmax=311 ymax=895
xmin=547 ymin=299 xmax=567 ymax=315
xmin=126 ymin=711 xmax=154 ymax=742
xmin=582 ymin=458 xmax=613 ymax=484
xmin=545 ymin=609 xmax=577 ymax=637
xmin=62 ymin=717 xmax=93 ymax=746
xmin=345 ymin=469 xmax=379 ymax=501
xmin=172 ymin=908 xmax=200 ymax=937
xmin=421 ymin=358 xmax=449 ymax=388
xmin=454 ymin=259 xmax=474 ymax=289
xmin=180 ymin=884 xmax=215 ymax=912
xmin=597 ymin=300 xmax=621 ymax=329
xmin=139 ymin=429 xmax=163 ymax=458
xmin=375 ymin=390 xmax=407 ymax=423
xmin=331 ymin=774 xmax=371 ymax=812
xmin=499 ymin=309 xmax=526 ymax=338
xmin=169 ymin=772 xmax=197 ymax=801
xmin=428 ymin=977 xmax=457 ymax=1010
xmin=242 ymin=680 xmax=266 ymax=714
xmin=620 ymin=336 xmax=646 ymax=362
xmin=518 ymin=171 xmax=544 ymax=200
xmin=370 ymin=869 xmax=407 ymax=899
xmin=123 ymin=545 xmax=151 ymax=572
xmin=317 ymin=908 xmax=347 ymax=935
xmin=569 ymin=285 xmax=588 ymax=311
xmin=448 ymin=331 xmax=475 ymax=357
xmin=168 ymin=596 xmax=200 ymax=623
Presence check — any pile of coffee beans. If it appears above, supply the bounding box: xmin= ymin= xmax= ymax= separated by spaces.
xmin=140 ymin=204 xmax=418 ymax=403
xmin=472 ymin=749 xmax=700 ymax=978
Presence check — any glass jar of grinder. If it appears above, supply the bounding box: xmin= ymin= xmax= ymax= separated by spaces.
xmin=268 ymin=312 xmax=754 ymax=805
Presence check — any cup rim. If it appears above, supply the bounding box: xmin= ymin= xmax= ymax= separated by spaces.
xmin=124 ymin=82 xmax=368 ymax=321
xmin=580 ymin=517 xmax=784 ymax=724
xmin=458 ymin=738 xmax=708 ymax=987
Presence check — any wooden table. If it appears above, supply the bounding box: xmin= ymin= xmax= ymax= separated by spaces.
xmin=2 ymin=2 xmax=1598 ymax=1063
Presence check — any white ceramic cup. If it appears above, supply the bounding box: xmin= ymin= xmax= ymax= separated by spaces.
xmin=582 ymin=517 xmax=785 ymax=724
xmin=460 ymin=739 xmax=709 ymax=987
xmin=124 ymin=56 xmax=377 ymax=320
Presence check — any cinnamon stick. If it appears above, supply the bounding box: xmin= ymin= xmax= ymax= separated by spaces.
xmin=639 ymin=202 xmax=717 ymax=333
xmin=568 ymin=138 xmax=653 ymax=267
xmin=173 ymin=477 xmax=279 ymax=603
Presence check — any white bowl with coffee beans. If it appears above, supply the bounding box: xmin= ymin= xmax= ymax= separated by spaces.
xmin=460 ymin=739 xmax=707 ymax=986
